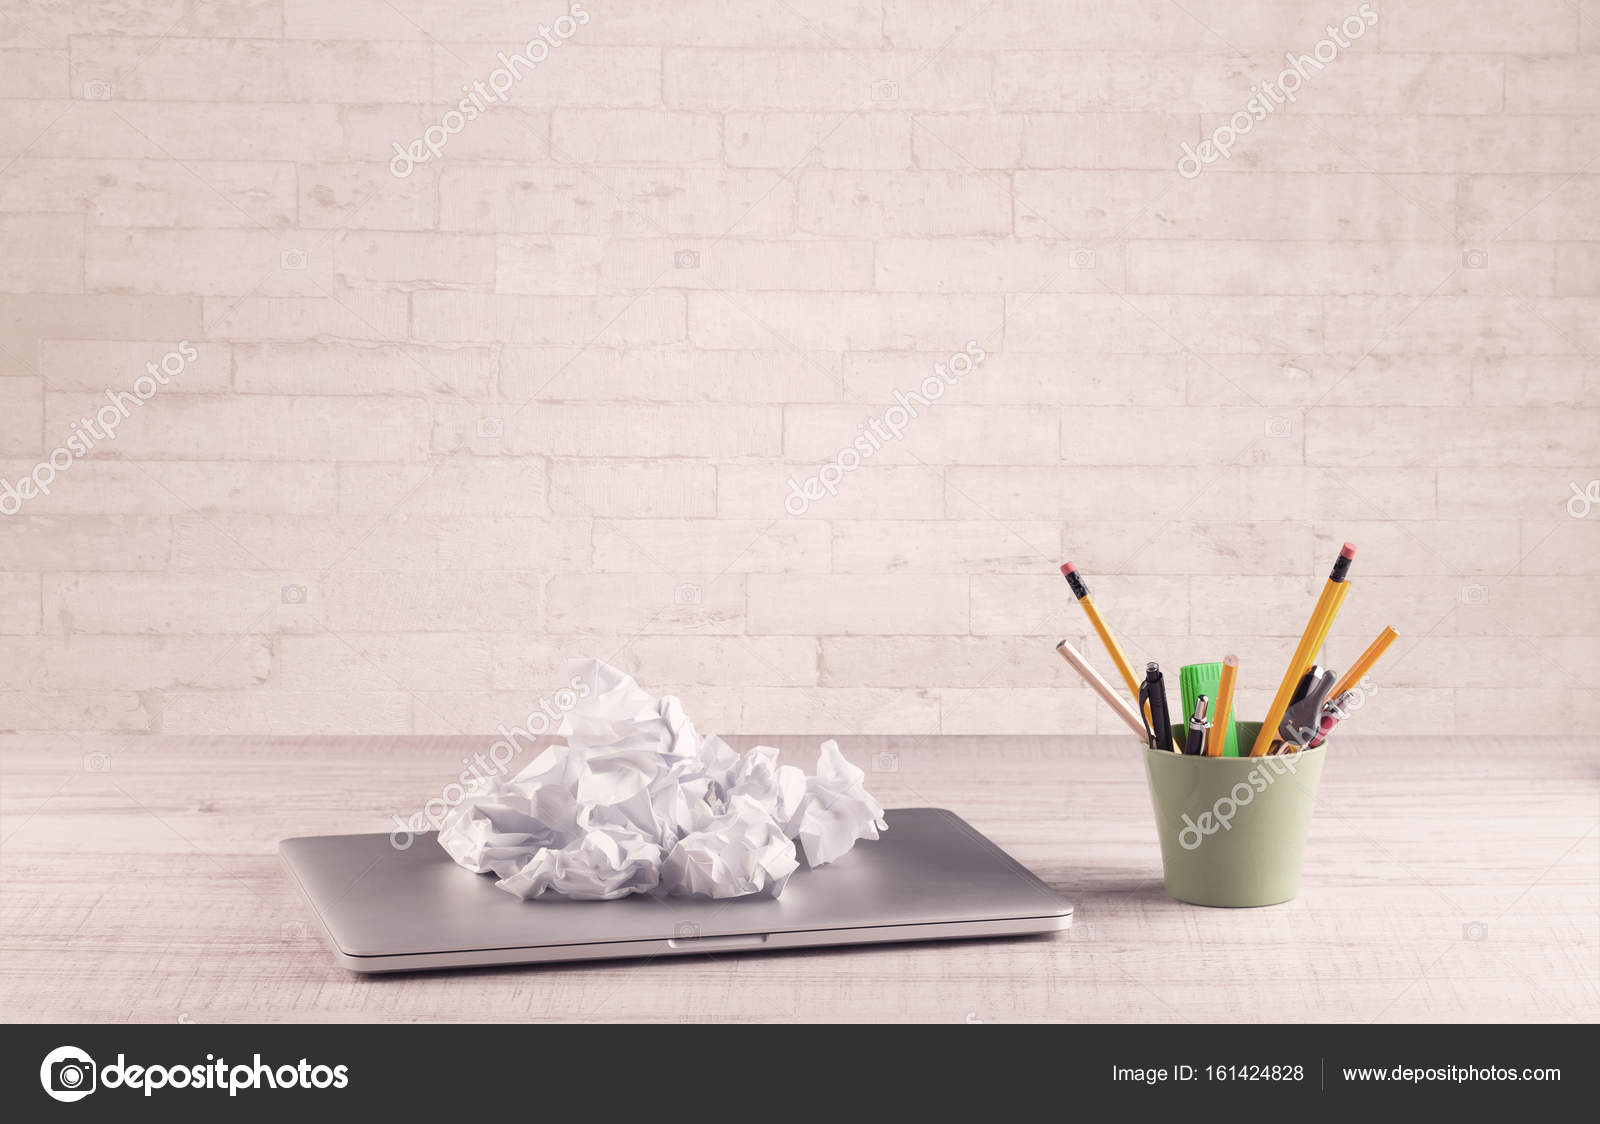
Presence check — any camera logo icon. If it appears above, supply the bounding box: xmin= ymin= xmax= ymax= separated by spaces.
xmin=1264 ymin=416 xmax=1293 ymax=438
xmin=1461 ymin=583 xmax=1489 ymax=605
xmin=476 ymin=416 xmax=504 ymax=440
xmin=1462 ymin=921 xmax=1488 ymax=941
xmin=82 ymin=80 xmax=111 ymax=100
xmin=870 ymin=79 xmax=898 ymax=101
xmin=279 ymin=249 xmax=308 ymax=270
xmin=1461 ymin=248 xmax=1489 ymax=269
xmin=673 ymin=249 xmax=700 ymax=270
xmin=41 ymin=1046 xmax=97 ymax=1102
xmin=1069 ymin=248 xmax=1097 ymax=269
xmin=281 ymin=584 xmax=307 ymax=605
xmin=870 ymin=751 xmax=899 ymax=773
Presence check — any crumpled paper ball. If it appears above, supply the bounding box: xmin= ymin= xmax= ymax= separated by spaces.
xmin=436 ymin=659 xmax=887 ymax=900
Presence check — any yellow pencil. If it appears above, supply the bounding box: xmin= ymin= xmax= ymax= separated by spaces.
xmin=1276 ymin=581 xmax=1354 ymax=754
xmin=1210 ymin=653 xmax=1238 ymax=757
xmin=1060 ymin=562 xmax=1141 ymax=705
xmin=1310 ymin=580 xmax=1353 ymax=664
xmin=1250 ymin=543 xmax=1356 ymax=756
xmin=1329 ymin=626 xmax=1398 ymax=700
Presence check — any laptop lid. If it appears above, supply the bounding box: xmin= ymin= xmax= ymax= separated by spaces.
xmin=280 ymin=808 xmax=1071 ymax=971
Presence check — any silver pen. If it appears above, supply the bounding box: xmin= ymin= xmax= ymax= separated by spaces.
xmin=1185 ymin=694 xmax=1210 ymax=756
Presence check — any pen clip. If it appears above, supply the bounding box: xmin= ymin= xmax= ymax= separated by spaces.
xmin=1138 ymin=677 xmax=1157 ymax=750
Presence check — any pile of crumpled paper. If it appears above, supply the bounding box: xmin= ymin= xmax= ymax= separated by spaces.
xmin=437 ymin=659 xmax=887 ymax=900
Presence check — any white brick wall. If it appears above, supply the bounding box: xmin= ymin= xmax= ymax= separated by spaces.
xmin=1 ymin=0 xmax=1595 ymax=736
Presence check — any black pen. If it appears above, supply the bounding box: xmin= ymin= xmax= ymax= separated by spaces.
xmin=1139 ymin=662 xmax=1174 ymax=753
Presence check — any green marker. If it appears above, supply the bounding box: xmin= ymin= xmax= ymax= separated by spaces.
xmin=1180 ymin=662 xmax=1238 ymax=757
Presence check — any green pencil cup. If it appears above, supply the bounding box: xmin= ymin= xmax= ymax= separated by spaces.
xmin=1143 ymin=721 xmax=1325 ymax=908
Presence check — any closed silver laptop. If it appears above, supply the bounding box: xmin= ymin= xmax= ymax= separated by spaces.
xmin=280 ymin=807 xmax=1071 ymax=972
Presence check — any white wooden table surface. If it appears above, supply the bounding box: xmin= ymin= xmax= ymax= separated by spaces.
xmin=2 ymin=734 xmax=1596 ymax=1023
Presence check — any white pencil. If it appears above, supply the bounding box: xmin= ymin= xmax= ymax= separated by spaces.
xmin=1056 ymin=638 xmax=1148 ymax=739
